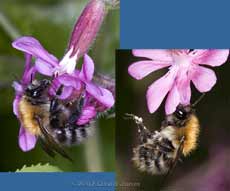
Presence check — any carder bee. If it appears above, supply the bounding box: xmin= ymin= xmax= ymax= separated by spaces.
xmin=18 ymin=79 xmax=95 ymax=161
xmin=125 ymin=95 xmax=204 ymax=175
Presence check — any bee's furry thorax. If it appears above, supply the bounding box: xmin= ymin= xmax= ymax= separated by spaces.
xmin=175 ymin=114 xmax=200 ymax=156
xmin=130 ymin=104 xmax=200 ymax=175
xmin=18 ymin=95 xmax=50 ymax=136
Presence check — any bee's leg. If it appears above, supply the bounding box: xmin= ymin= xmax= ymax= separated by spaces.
xmin=38 ymin=137 xmax=56 ymax=158
xmin=50 ymin=85 xmax=64 ymax=113
xmin=68 ymin=93 xmax=85 ymax=124
xmin=158 ymin=138 xmax=175 ymax=153
xmin=96 ymin=106 xmax=115 ymax=119
xmin=124 ymin=113 xmax=151 ymax=144
xmin=35 ymin=115 xmax=73 ymax=162
xmin=124 ymin=113 xmax=146 ymax=131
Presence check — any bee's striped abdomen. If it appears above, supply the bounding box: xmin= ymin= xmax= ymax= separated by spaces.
xmin=132 ymin=132 xmax=176 ymax=174
xmin=52 ymin=123 xmax=95 ymax=146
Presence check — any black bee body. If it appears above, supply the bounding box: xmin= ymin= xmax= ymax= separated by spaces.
xmin=126 ymin=104 xmax=200 ymax=174
xmin=18 ymin=79 xmax=94 ymax=160
xmin=132 ymin=122 xmax=178 ymax=174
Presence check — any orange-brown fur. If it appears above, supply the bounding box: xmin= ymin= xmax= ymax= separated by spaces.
xmin=18 ymin=96 xmax=50 ymax=136
xmin=176 ymin=114 xmax=200 ymax=156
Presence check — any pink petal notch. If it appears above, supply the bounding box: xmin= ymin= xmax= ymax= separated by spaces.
xmin=86 ymin=83 xmax=114 ymax=108
xmin=18 ymin=127 xmax=37 ymax=152
xmin=192 ymin=49 xmax=229 ymax=67
xmin=192 ymin=65 xmax=217 ymax=92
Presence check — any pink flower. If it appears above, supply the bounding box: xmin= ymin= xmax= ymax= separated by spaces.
xmin=12 ymin=54 xmax=37 ymax=151
xmin=128 ymin=49 xmax=229 ymax=114
xmin=11 ymin=0 xmax=115 ymax=153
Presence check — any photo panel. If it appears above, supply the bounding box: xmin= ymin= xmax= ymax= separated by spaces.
xmin=0 ymin=0 xmax=118 ymax=173
xmin=116 ymin=49 xmax=230 ymax=191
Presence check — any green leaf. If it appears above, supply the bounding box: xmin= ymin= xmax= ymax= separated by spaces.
xmin=16 ymin=163 xmax=62 ymax=172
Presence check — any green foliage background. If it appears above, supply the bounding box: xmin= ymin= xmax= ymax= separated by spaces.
xmin=0 ymin=0 xmax=118 ymax=172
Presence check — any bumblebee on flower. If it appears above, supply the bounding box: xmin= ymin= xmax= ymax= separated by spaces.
xmin=11 ymin=0 xmax=115 ymax=157
xmin=126 ymin=49 xmax=229 ymax=175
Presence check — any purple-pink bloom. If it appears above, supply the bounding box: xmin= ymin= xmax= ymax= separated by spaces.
xmin=12 ymin=36 xmax=114 ymax=106
xmin=11 ymin=0 xmax=114 ymax=152
xmin=12 ymin=54 xmax=37 ymax=152
xmin=128 ymin=49 xmax=229 ymax=114
xmin=12 ymin=36 xmax=114 ymax=151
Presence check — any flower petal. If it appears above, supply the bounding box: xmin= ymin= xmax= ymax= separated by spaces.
xmin=13 ymin=95 xmax=21 ymax=116
xmin=12 ymin=81 xmax=23 ymax=93
xmin=86 ymin=83 xmax=115 ymax=108
xmin=192 ymin=49 xmax=229 ymax=66
xmin=176 ymin=71 xmax=191 ymax=105
xmin=80 ymin=54 xmax=95 ymax=81
xmin=85 ymin=82 xmax=103 ymax=96
xmin=191 ymin=65 xmax=217 ymax=92
xmin=18 ymin=127 xmax=37 ymax=152
xmin=128 ymin=61 xmax=170 ymax=80
xmin=35 ymin=58 xmax=54 ymax=76
xmin=76 ymin=106 xmax=97 ymax=125
xmin=49 ymin=79 xmax=76 ymax=99
xmin=59 ymin=86 xmax=74 ymax=99
xmin=58 ymin=47 xmax=78 ymax=74
xmin=23 ymin=53 xmax=32 ymax=75
xmin=12 ymin=36 xmax=58 ymax=66
xmin=57 ymin=74 xmax=82 ymax=90
xmin=132 ymin=49 xmax=173 ymax=63
xmin=146 ymin=68 xmax=177 ymax=113
xmin=22 ymin=66 xmax=37 ymax=85
xmin=165 ymin=84 xmax=180 ymax=114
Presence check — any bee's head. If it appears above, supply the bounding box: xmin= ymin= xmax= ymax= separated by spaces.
xmin=25 ymin=79 xmax=50 ymax=98
xmin=174 ymin=104 xmax=194 ymax=121
xmin=163 ymin=104 xmax=194 ymax=128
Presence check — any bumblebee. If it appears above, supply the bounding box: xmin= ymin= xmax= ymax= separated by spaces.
xmin=18 ymin=79 xmax=94 ymax=161
xmin=125 ymin=96 xmax=204 ymax=175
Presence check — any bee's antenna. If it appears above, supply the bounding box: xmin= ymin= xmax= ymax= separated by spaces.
xmin=192 ymin=93 xmax=205 ymax=107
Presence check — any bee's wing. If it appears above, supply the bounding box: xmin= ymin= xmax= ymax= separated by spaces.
xmin=162 ymin=136 xmax=185 ymax=184
xmin=39 ymin=137 xmax=56 ymax=158
xmin=35 ymin=116 xmax=73 ymax=162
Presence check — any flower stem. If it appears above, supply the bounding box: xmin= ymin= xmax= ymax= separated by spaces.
xmin=83 ymin=122 xmax=103 ymax=171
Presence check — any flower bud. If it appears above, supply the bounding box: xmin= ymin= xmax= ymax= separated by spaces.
xmin=68 ymin=0 xmax=106 ymax=58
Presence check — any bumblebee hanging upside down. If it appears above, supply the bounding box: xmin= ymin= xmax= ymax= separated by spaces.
xmin=125 ymin=100 xmax=202 ymax=175
xmin=18 ymin=79 xmax=95 ymax=161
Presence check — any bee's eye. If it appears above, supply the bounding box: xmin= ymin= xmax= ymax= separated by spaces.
xmin=32 ymin=90 xmax=41 ymax=97
xmin=175 ymin=109 xmax=187 ymax=120
xmin=26 ymin=85 xmax=42 ymax=98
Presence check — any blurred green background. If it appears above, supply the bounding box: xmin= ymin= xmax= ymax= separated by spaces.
xmin=116 ymin=50 xmax=230 ymax=191
xmin=0 ymin=0 xmax=119 ymax=172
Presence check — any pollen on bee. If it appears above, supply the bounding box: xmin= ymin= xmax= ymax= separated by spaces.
xmin=178 ymin=114 xmax=200 ymax=156
xmin=18 ymin=96 xmax=49 ymax=136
